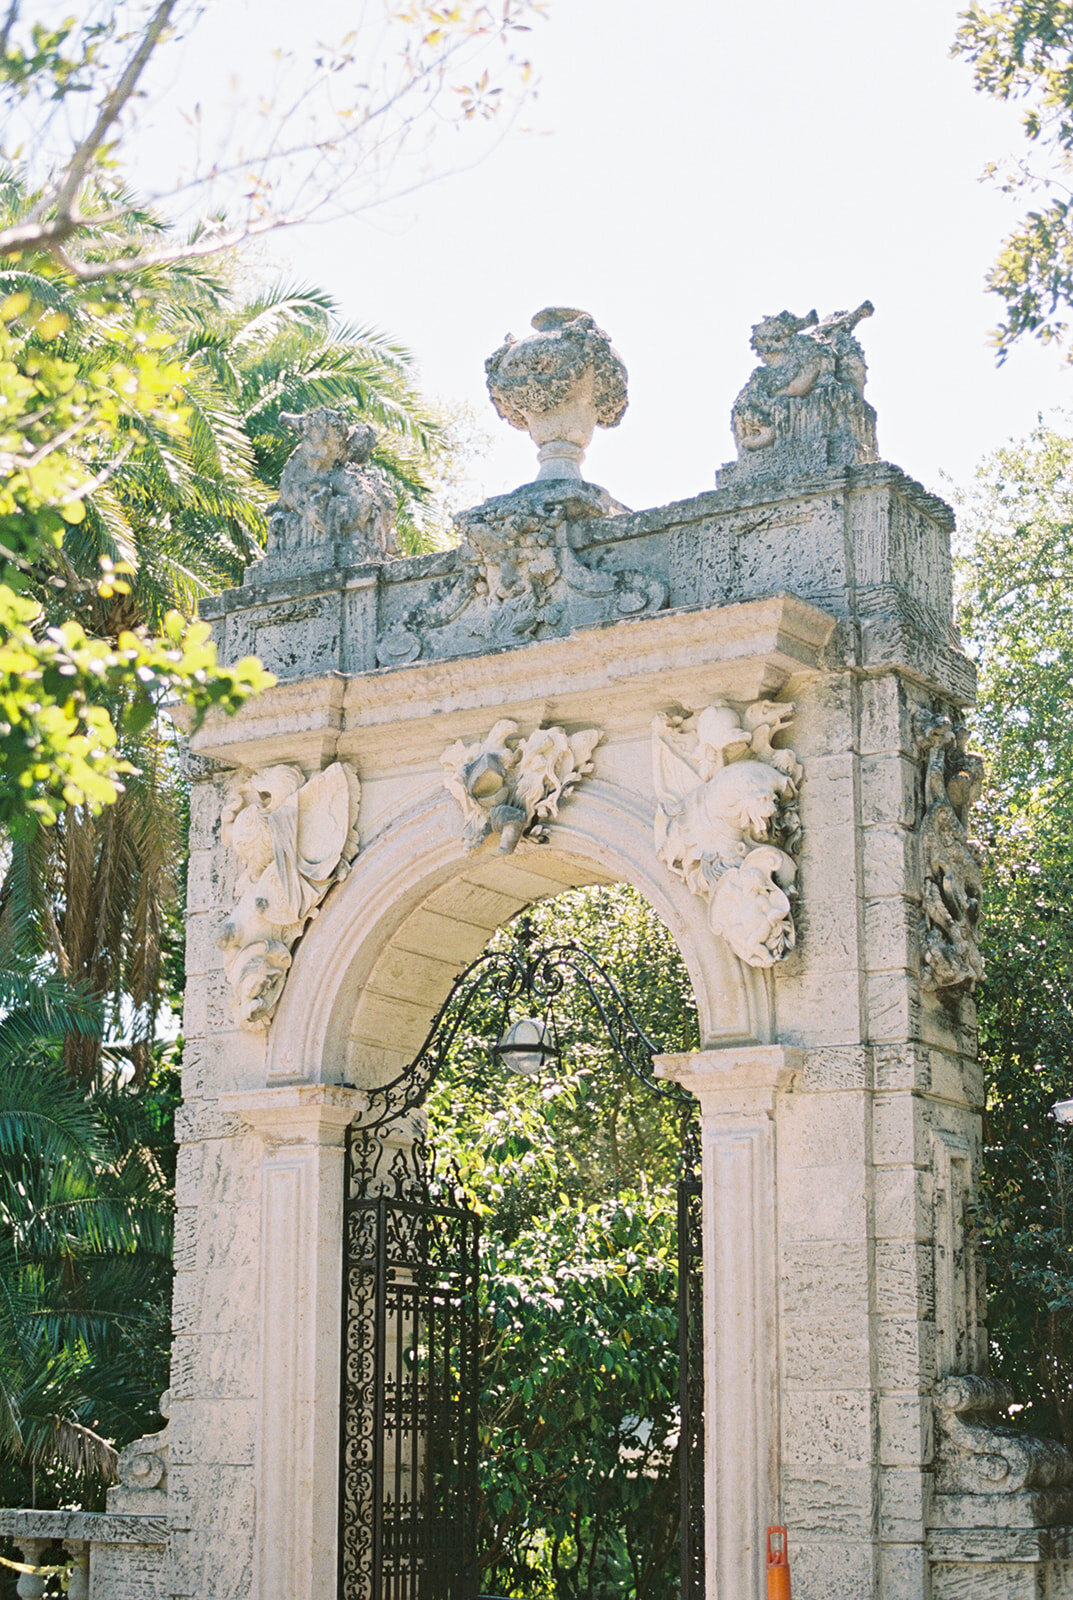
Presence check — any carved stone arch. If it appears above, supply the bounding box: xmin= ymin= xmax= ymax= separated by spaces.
xmin=264 ymin=778 xmax=773 ymax=1087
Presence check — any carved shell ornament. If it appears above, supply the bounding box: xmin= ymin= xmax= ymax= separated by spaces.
xmin=217 ymin=761 xmax=361 ymax=1030
xmin=651 ymin=700 xmax=802 ymax=968
xmin=441 ymin=720 xmax=602 ymax=853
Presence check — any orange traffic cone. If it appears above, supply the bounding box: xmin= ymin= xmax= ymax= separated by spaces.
xmin=766 ymin=1526 xmax=791 ymax=1600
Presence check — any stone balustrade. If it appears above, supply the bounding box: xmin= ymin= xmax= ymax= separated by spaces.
xmin=0 ymin=1509 xmax=168 ymax=1599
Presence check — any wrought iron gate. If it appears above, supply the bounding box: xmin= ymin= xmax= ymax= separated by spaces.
xmin=678 ymin=1141 xmax=704 ymax=1600
xmin=338 ymin=934 xmax=705 ymax=1600
xmin=339 ymin=1132 xmax=480 ymax=1600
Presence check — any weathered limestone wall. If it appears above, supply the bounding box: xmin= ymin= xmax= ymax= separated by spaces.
xmin=200 ymin=464 xmax=961 ymax=694
xmin=766 ymin=662 xmax=984 ymax=1598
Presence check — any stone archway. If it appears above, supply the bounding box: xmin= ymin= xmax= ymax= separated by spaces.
xmin=265 ymin=782 xmax=773 ymax=1091
xmin=147 ymin=303 xmax=1024 ymax=1600
xmin=333 ymin=898 xmax=707 ymax=1600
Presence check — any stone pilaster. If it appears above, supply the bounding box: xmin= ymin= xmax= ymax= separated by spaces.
xmin=657 ymin=1044 xmax=801 ymax=1600
xmin=221 ymin=1085 xmax=366 ymax=1600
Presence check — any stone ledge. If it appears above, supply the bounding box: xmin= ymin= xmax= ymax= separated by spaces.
xmin=0 ymin=1508 xmax=169 ymax=1546
xmin=929 ymin=1488 xmax=1073 ymax=1534
xmin=928 ymin=1521 xmax=1073 ymax=1563
xmin=189 ymin=591 xmax=837 ymax=770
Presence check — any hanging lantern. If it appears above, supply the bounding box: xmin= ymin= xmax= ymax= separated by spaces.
xmin=494 ymin=1017 xmax=557 ymax=1076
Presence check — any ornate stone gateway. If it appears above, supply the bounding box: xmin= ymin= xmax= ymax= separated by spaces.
xmin=337 ymin=936 xmax=704 ymax=1600
xmin=16 ymin=300 xmax=1073 ymax=1600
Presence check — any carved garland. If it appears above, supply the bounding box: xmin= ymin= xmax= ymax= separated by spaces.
xmin=217 ymin=761 xmax=361 ymax=1030
xmin=441 ymin=720 xmax=602 ymax=854
xmin=376 ymin=493 xmax=666 ymax=668
xmin=651 ymin=700 xmax=802 ymax=968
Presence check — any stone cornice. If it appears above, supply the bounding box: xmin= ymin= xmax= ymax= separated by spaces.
xmin=189 ymin=591 xmax=837 ymax=770
xmin=655 ymin=1044 xmax=802 ymax=1117
xmin=219 ymin=1084 xmax=368 ymax=1145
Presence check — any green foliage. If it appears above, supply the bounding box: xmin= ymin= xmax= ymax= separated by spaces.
xmin=956 ymin=422 xmax=1073 ymax=1442
xmin=477 ymin=1196 xmax=680 ymax=1600
xmin=954 ymin=2 xmax=1073 ymax=357
xmin=429 ymin=887 xmax=697 ymax=1598
xmin=0 ymin=267 xmax=272 ymax=837
xmin=431 ymin=886 xmax=699 ymax=1225
xmin=0 ymin=180 xmax=449 ymax=1079
xmin=0 ymin=589 xmax=268 ymax=833
xmin=0 ymin=987 xmax=175 ymax=1504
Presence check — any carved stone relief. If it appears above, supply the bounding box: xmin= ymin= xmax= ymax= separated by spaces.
xmin=266 ymin=407 xmax=397 ymax=561
xmin=217 ymin=761 xmax=361 ymax=1029
xmin=375 ymin=483 xmax=666 ymax=666
xmin=916 ymin=711 xmax=984 ymax=994
xmin=442 ymin=720 xmax=601 ymax=854
xmin=932 ymin=1131 xmax=984 ymax=1380
xmin=485 ymin=306 xmax=628 ymax=482
xmin=108 ymin=1390 xmax=170 ymax=1512
xmin=721 ymin=301 xmax=879 ymax=485
xmin=652 ymin=701 xmax=802 ymax=967
xmin=934 ymin=1374 xmax=1073 ymax=1497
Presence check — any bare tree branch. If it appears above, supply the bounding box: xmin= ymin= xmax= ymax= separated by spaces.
xmin=0 ymin=0 xmax=543 ymax=272
xmin=0 ymin=0 xmax=20 ymax=60
xmin=33 ymin=0 xmax=180 ymax=223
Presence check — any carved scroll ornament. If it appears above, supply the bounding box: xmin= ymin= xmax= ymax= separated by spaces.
xmin=442 ymin=720 xmax=601 ymax=854
xmin=934 ymin=1374 xmax=1073 ymax=1496
xmin=652 ymin=701 xmax=802 ymax=968
xmin=916 ymin=711 xmax=984 ymax=994
xmin=375 ymin=485 xmax=666 ymax=668
xmin=217 ymin=761 xmax=361 ymax=1030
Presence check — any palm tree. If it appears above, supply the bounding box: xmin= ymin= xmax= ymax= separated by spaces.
xmin=0 ymin=178 xmax=446 ymax=1076
xmin=0 ymin=963 xmax=173 ymax=1505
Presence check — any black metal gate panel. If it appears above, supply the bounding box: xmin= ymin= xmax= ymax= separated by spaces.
xmin=677 ymin=1159 xmax=705 ymax=1600
xmin=339 ymin=1131 xmax=480 ymax=1600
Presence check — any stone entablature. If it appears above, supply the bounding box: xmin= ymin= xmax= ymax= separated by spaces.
xmin=199 ymin=462 xmax=966 ymax=703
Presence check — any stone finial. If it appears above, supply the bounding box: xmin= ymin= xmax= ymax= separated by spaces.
xmin=720 ymin=301 xmax=879 ymax=486
xmin=485 ymin=308 xmax=628 ymax=482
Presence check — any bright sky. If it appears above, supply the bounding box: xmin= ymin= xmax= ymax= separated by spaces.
xmin=135 ymin=0 xmax=1072 ymax=513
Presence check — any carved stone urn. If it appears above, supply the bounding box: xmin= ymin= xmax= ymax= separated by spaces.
xmin=485 ymin=307 xmax=628 ymax=481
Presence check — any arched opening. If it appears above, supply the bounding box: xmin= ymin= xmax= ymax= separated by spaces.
xmin=337 ymin=881 xmax=707 ymax=1600
xmin=264 ymin=781 xmax=773 ymax=1088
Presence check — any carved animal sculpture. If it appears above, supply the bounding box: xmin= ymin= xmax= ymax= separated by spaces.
xmin=267 ymin=407 xmax=397 ymax=559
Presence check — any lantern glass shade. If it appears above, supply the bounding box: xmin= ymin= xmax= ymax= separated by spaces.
xmin=495 ymin=1017 xmax=554 ymax=1076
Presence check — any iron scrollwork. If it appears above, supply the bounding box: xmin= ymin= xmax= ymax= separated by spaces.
xmin=355 ymin=927 xmax=697 ymax=1132
xmin=340 ymin=1131 xmax=480 ymax=1600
